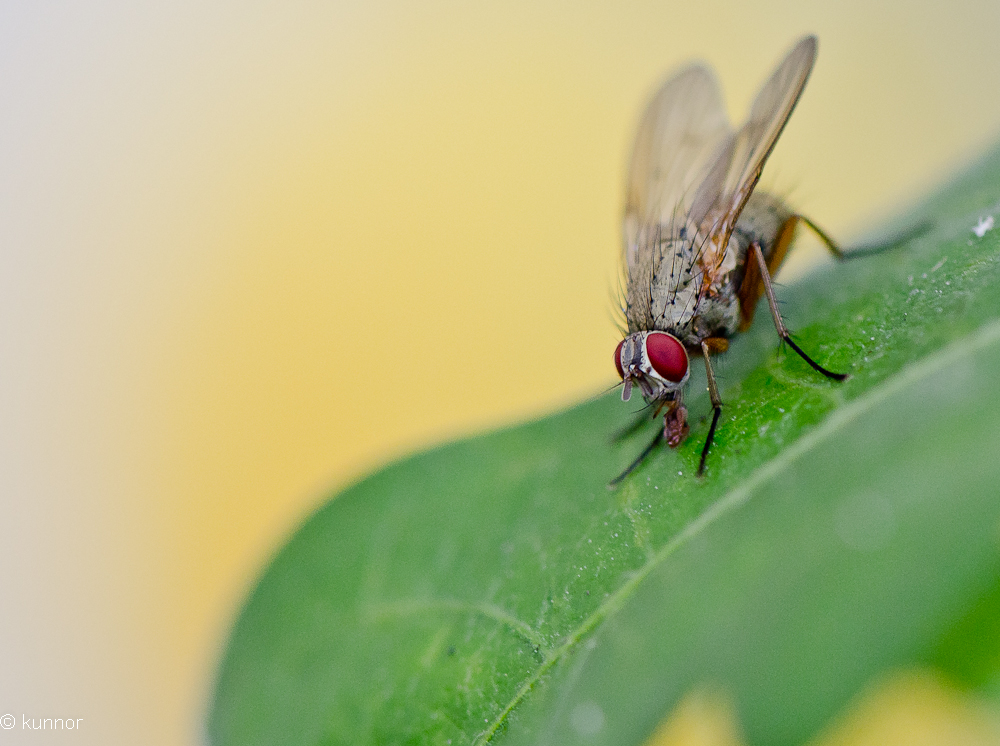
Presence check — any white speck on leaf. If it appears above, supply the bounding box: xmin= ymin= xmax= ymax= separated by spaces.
xmin=973 ymin=215 xmax=994 ymax=237
xmin=570 ymin=701 xmax=605 ymax=736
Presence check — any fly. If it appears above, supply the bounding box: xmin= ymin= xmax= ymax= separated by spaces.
xmin=610 ymin=35 xmax=919 ymax=486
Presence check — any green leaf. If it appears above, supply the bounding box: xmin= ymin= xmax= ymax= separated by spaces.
xmin=209 ymin=144 xmax=1000 ymax=746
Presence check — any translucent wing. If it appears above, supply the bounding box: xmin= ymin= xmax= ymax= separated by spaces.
xmin=623 ymin=65 xmax=732 ymax=272
xmin=695 ymin=36 xmax=817 ymax=261
xmin=622 ymin=65 xmax=732 ymax=328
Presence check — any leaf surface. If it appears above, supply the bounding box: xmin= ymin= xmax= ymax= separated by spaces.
xmin=210 ymin=145 xmax=1000 ymax=746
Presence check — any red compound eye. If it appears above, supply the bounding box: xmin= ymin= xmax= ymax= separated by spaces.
xmin=645 ymin=332 xmax=688 ymax=382
xmin=614 ymin=340 xmax=625 ymax=378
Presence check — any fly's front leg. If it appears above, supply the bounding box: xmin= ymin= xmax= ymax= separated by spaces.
xmin=608 ymin=395 xmax=686 ymax=488
xmin=608 ymin=429 xmax=663 ymax=489
xmin=610 ymin=408 xmax=655 ymax=444
xmin=698 ymin=339 xmax=724 ymax=476
xmin=663 ymin=396 xmax=689 ymax=448
xmin=751 ymin=241 xmax=848 ymax=381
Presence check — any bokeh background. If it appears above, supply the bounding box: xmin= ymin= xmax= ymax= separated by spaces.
xmin=3 ymin=1 xmax=1000 ymax=744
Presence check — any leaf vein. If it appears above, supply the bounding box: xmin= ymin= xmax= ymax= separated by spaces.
xmin=366 ymin=598 xmax=548 ymax=650
xmin=475 ymin=316 xmax=1000 ymax=743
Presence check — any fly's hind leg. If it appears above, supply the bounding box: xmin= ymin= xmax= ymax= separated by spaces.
xmin=795 ymin=214 xmax=931 ymax=261
xmin=751 ymin=241 xmax=849 ymax=381
xmin=739 ymin=211 xmax=928 ymax=331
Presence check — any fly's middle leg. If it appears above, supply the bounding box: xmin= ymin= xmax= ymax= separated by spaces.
xmin=751 ymin=241 xmax=848 ymax=381
xmin=698 ymin=339 xmax=724 ymax=476
xmin=608 ymin=395 xmax=687 ymax=488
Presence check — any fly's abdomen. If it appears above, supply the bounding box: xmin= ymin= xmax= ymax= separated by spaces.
xmin=730 ymin=191 xmax=792 ymax=288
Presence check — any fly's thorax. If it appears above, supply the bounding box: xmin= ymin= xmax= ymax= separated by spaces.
xmin=669 ymin=192 xmax=792 ymax=343
xmin=647 ymin=231 xmax=702 ymax=333
xmin=624 ymin=216 xmax=703 ymax=335
xmin=627 ymin=219 xmax=742 ymax=343
xmin=624 ymin=196 xmax=793 ymax=345
xmin=614 ymin=330 xmax=690 ymax=402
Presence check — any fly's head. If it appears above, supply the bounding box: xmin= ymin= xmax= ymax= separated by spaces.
xmin=614 ymin=331 xmax=690 ymax=403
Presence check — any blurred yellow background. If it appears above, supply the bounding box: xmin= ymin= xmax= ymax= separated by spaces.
xmin=3 ymin=1 xmax=1000 ymax=744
